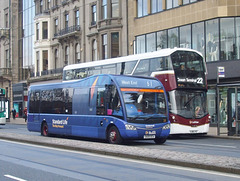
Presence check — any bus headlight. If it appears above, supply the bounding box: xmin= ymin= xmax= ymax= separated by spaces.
xmin=125 ymin=124 xmax=137 ymax=130
xmin=163 ymin=124 xmax=170 ymax=130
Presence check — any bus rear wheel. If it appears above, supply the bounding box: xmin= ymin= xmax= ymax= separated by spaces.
xmin=154 ymin=138 xmax=167 ymax=144
xmin=41 ymin=122 xmax=49 ymax=136
xmin=107 ymin=126 xmax=123 ymax=144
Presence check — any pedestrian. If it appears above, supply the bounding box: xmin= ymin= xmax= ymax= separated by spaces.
xmin=232 ymin=101 xmax=240 ymax=127
xmin=12 ymin=108 xmax=16 ymax=119
xmin=23 ymin=107 xmax=27 ymax=122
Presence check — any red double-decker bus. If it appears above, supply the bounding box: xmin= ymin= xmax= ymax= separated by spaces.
xmin=63 ymin=48 xmax=210 ymax=135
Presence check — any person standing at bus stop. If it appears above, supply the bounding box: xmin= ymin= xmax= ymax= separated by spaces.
xmin=12 ymin=108 xmax=16 ymax=119
xmin=233 ymin=101 xmax=240 ymax=128
xmin=24 ymin=107 xmax=27 ymax=122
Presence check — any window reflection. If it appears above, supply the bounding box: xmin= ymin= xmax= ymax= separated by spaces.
xmin=136 ymin=17 xmax=240 ymax=62
xmin=220 ymin=18 xmax=236 ymax=60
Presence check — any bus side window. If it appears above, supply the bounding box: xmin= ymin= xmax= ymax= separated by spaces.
xmin=75 ymin=68 xmax=88 ymax=79
xmin=133 ymin=59 xmax=150 ymax=76
xmin=53 ymin=88 xmax=64 ymax=114
xmin=29 ymin=90 xmax=40 ymax=113
xmin=117 ymin=60 xmax=138 ymax=75
xmin=63 ymin=88 xmax=73 ymax=114
xmin=102 ymin=64 xmax=116 ymax=74
xmin=96 ymin=87 xmax=106 ymax=115
xmin=150 ymin=58 xmax=163 ymax=72
xmin=88 ymin=66 xmax=101 ymax=76
xmin=40 ymin=90 xmax=53 ymax=114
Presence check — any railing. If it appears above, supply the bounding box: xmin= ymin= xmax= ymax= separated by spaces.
xmin=54 ymin=25 xmax=80 ymax=38
xmin=31 ymin=68 xmax=63 ymax=78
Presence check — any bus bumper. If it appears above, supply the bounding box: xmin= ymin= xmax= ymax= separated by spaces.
xmin=120 ymin=123 xmax=170 ymax=140
xmin=170 ymin=123 xmax=210 ymax=135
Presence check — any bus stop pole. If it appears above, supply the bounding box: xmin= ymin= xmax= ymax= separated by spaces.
xmin=217 ymin=74 xmax=220 ymax=136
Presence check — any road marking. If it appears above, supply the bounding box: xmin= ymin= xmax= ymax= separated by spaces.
xmin=4 ymin=175 xmax=27 ymax=181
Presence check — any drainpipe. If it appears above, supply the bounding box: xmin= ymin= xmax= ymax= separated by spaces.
xmin=83 ymin=0 xmax=86 ymax=62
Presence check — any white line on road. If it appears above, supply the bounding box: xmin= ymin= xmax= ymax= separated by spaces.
xmin=1 ymin=139 xmax=240 ymax=179
xmin=4 ymin=175 xmax=27 ymax=181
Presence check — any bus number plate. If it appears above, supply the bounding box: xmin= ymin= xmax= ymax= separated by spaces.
xmin=144 ymin=135 xmax=155 ymax=139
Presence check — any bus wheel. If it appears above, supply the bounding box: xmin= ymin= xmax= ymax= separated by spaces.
xmin=154 ymin=138 xmax=167 ymax=144
xmin=107 ymin=126 xmax=123 ymax=144
xmin=41 ymin=122 xmax=49 ymax=136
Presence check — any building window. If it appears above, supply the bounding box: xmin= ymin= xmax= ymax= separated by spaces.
xmin=138 ymin=0 xmax=148 ymax=17
xmin=36 ymin=51 xmax=40 ymax=75
xmin=43 ymin=50 xmax=48 ymax=71
xmin=75 ymin=44 xmax=81 ymax=63
xmin=75 ymin=10 xmax=79 ymax=26
xmin=5 ymin=13 xmax=8 ymax=28
xmin=192 ymin=22 xmax=205 ymax=57
xmin=236 ymin=18 xmax=240 ymax=60
xmin=42 ymin=22 xmax=48 ymax=39
xmin=168 ymin=27 xmax=179 ymax=48
xmin=102 ymin=34 xmax=108 ymax=59
xmin=5 ymin=50 xmax=10 ymax=68
xmin=102 ymin=0 xmax=107 ymax=19
xmin=92 ymin=39 xmax=97 ymax=61
xmin=36 ymin=23 xmax=39 ymax=40
xmin=40 ymin=0 xmax=43 ymax=13
xmin=136 ymin=35 xmax=146 ymax=54
xmin=111 ymin=0 xmax=119 ymax=18
xmin=47 ymin=0 xmax=51 ymax=10
xmin=206 ymin=19 xmax=219 ymax=62
xmin=92 ymin=4 xmax=97 ymax=25
xmin=220 ymin=18 xmax=236 ymax=61
xmin=151 ymin=0 xmax=162 ymax=13
xmin=54 ymin=0 xmax=58 ymax=6
xmin=146 ymin=33 xmax=156 ymax=52
xmin=54 ymin=18 xmax=58 ymax=35
xmin=55 ymin=49 xmax=58 ymax=69
xmin=166 ymin=0 xmax=179 ymax=9
xmin=157 ymin=30 xmax=167 ymax=50
xmin=183 ymin=0 xmax=197 ymax=5
xmin=65 ymin=13 xmax=69 ymax=28
xmin=65 ymin=46 xmax=69 ymax=65
xmin=180 ymin=25 xmax=191 ymax=48
xmin=111 ymin=32 xmax=119 ymax=58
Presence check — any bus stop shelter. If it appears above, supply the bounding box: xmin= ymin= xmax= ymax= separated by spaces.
xmin=217 ymin=83 xmax=240 ymax=136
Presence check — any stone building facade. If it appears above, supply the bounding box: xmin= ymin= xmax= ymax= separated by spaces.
xmin=0 ymin=0 xmax=21 ymax=114
xmin=32 ymin=0 xmax=128 ymax=81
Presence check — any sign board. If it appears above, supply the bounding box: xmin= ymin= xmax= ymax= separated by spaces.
xmin=218 ymin=67 xmax=225 ymax=78
xmin=0 ymin=88 xmax=5 ymax=96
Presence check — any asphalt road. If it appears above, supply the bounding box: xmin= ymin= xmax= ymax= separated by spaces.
xmin=1 ymin=140 xmax=240 ymax=181
xmin=1 ymin=124 xmax=240 ymax=158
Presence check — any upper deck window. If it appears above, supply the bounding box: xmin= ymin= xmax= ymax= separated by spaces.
xmin=171 ymin=51 xmax=204 ymax=72
xmin=133 ymin=56 xmax=173 ymax=76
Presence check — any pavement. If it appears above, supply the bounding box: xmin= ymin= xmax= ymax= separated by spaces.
xmin=1 ymin=117 xmax=240 ymax=175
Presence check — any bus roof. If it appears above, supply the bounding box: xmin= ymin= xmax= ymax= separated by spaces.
xmin=63 ymin=48 xmax=201 ymax=71
xmin=29 ymin=74 xmax=163 ymax=90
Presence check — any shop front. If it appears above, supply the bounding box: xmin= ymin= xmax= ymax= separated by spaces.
xmin=12 ymin=83 xmax=28 ymax=118
xmin=207 ymin=61 xmax=240 ymax=136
